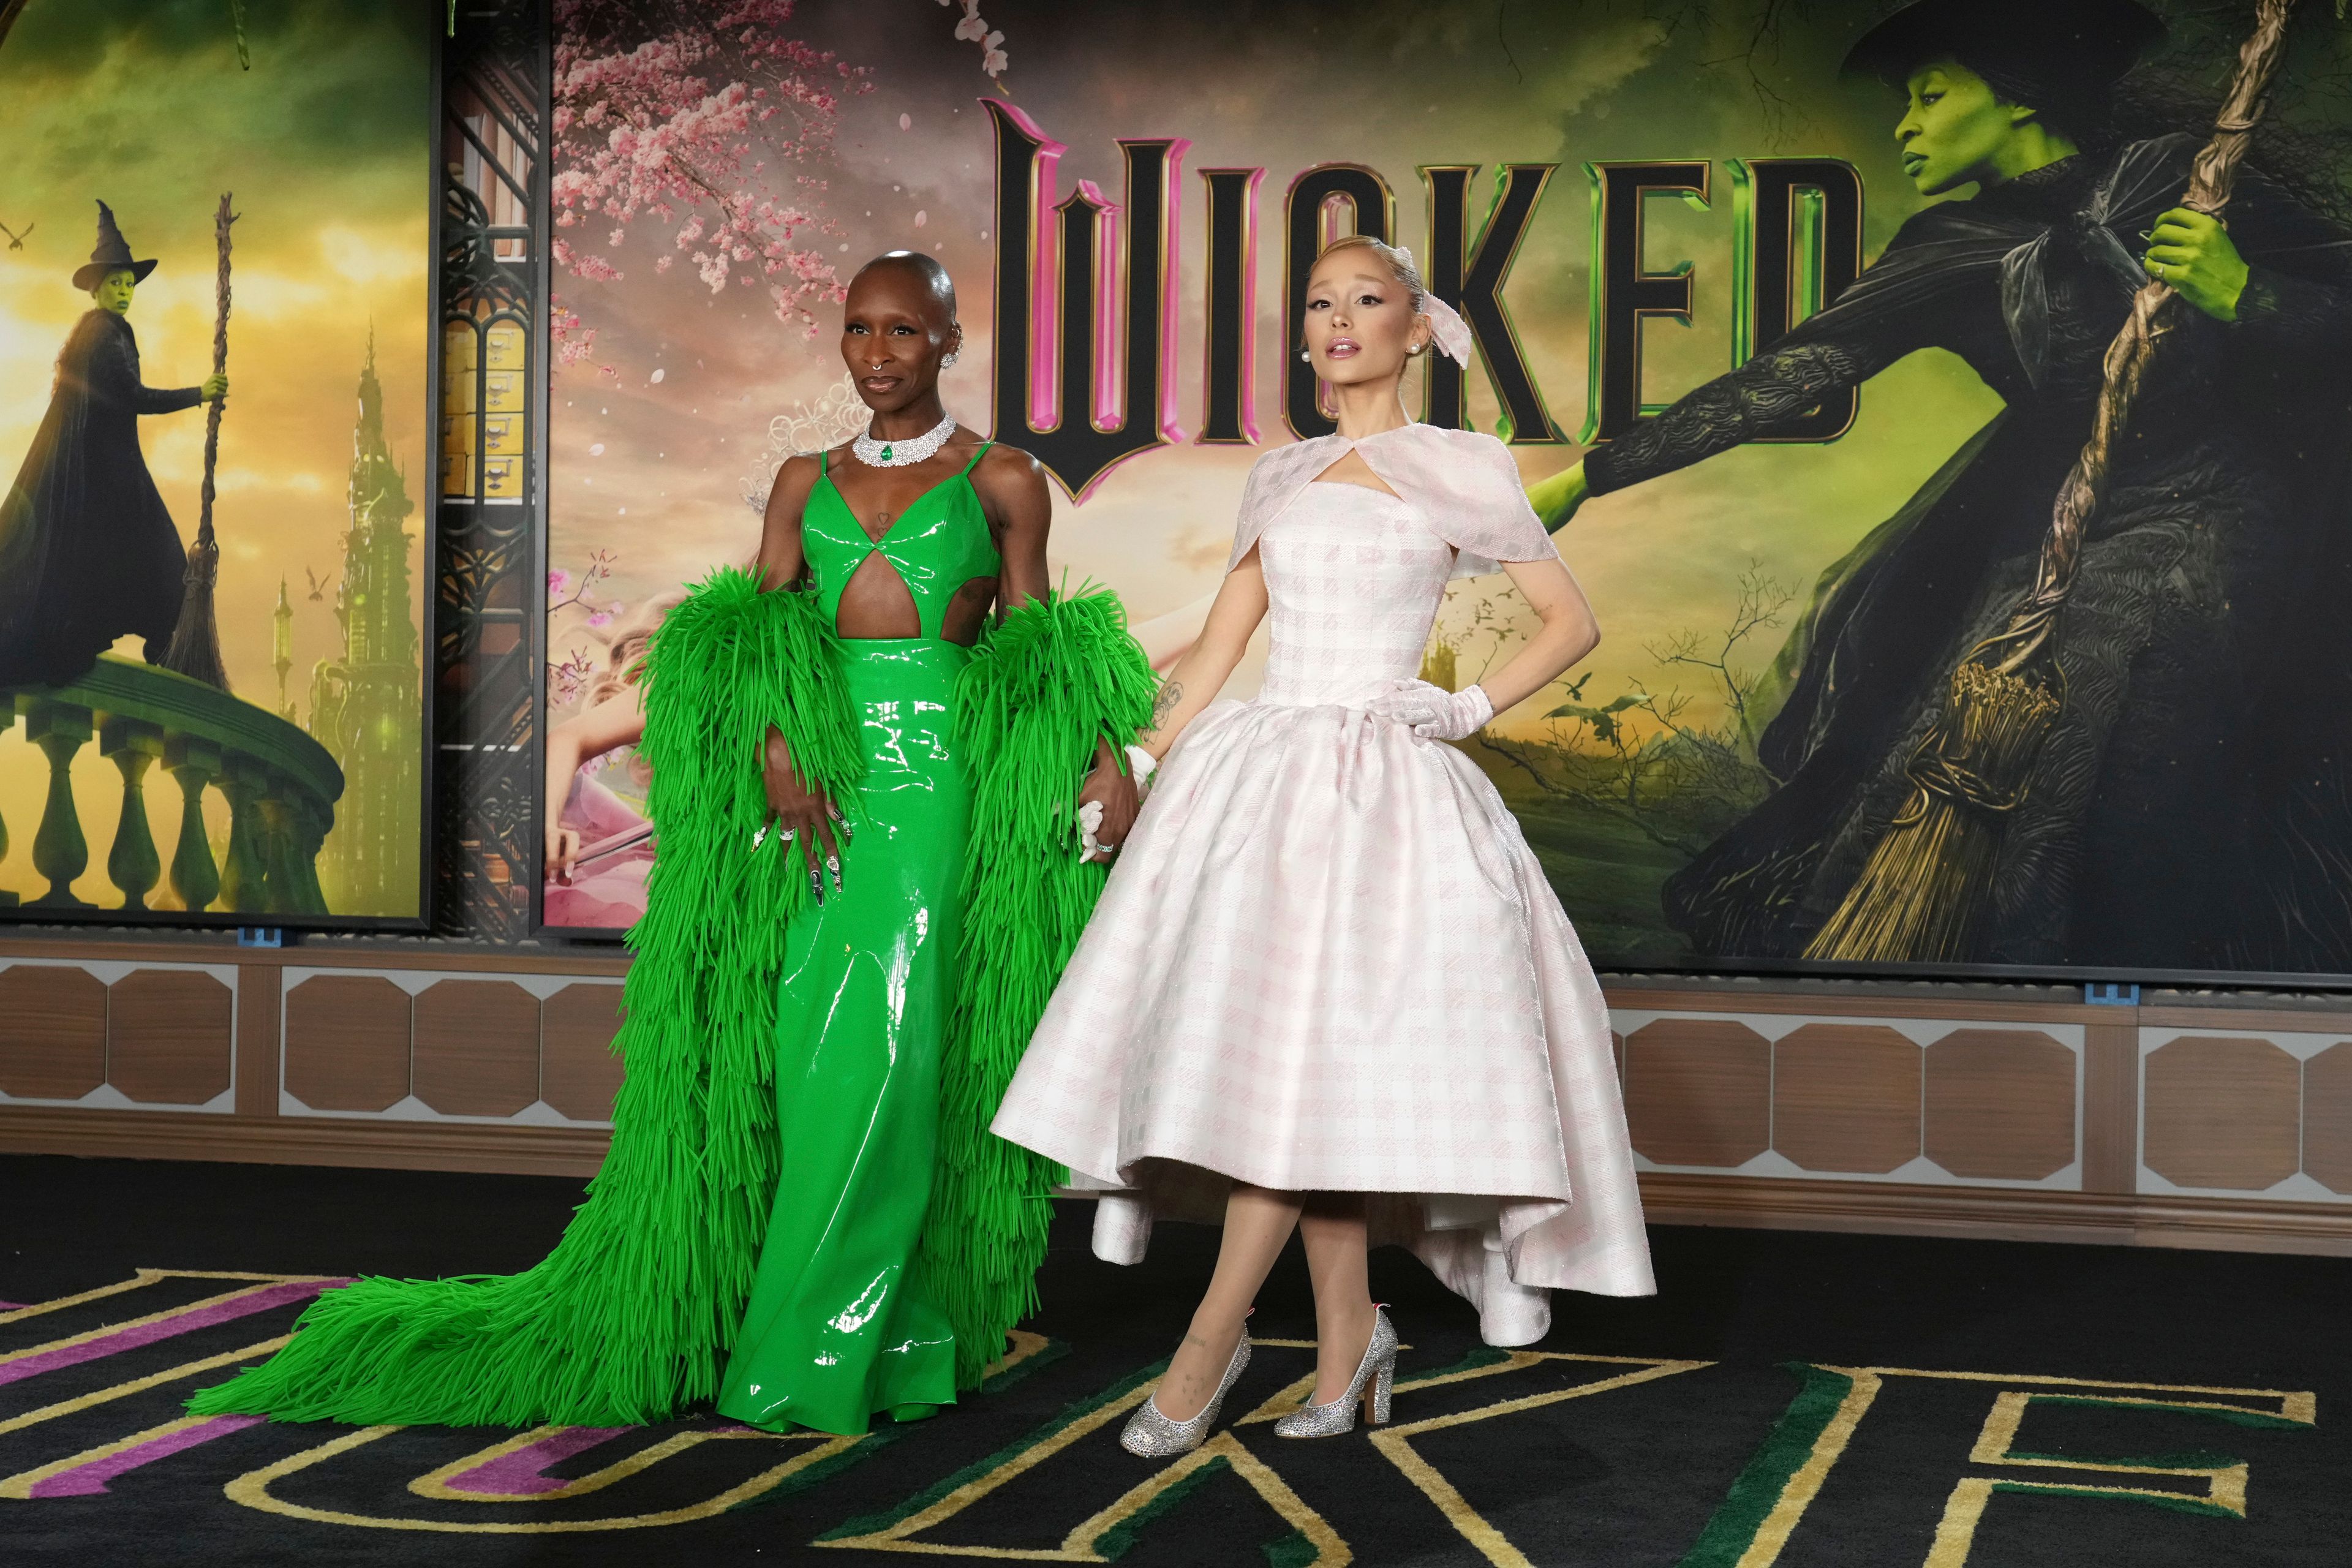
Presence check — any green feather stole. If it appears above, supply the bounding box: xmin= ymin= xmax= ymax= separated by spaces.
xmin=189 ymin=570 xmax=861 ymax=1426
xmin=921 ymin=585 xmax=1158 ymax=1387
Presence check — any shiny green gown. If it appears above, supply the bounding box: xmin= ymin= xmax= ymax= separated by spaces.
xmin=714 ymin=443 xmax=1003 ymax=1436
xmin=186 ymin=442 xmax=1154 ymax=1436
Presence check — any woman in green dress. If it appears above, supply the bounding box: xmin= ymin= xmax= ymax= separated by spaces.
xmin=190 ymin=252 xmax=1155 ymax=1436
xmin=716 ymin=251 xmax=1144 ymax=1432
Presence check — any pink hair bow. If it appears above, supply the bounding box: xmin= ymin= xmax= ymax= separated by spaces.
xmin=1392 ymin=247 xmax=1474 ymax=365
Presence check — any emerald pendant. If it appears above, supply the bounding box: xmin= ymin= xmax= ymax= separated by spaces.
xmin=852 ymin=413 xmax=956 ymax=468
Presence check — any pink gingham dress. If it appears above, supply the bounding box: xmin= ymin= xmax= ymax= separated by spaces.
xmin=992 ymin=424 xmax=1654 ymax=1341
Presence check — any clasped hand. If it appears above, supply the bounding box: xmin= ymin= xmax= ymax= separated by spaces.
xmin=762 ymin=726 xmax=847 ymax=899
xmin=1077 ymin=744 xmax=1144 ymax=862
xmin=1368 ymin=680 xmax=1494 ymax=742
xmin=2143 ymin=206 xmax=2249 ymax=322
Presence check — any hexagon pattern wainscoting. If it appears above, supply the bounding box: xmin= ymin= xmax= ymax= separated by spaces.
xmin=1773 ymin=1024 xmax=1924 ymax=1175
xmin=277 ymin=970 xmax=624 ymax=1126
xmin=18 ymin=954 xmax=2352 ymax=1207
xmin=282 ymin=975 xmax=413 ymax=1113
xmin=2305 ymin=1043 xmax=2352 ymax=1196
xmin=539 ymin=984 xmax=628 ymax=1124
xmin=1924 ymin=1030 xmax=2078 ymax=1182
xmin=1612 ymin=1014 xmax=2352 ymax=1201
xmin=0 ymin=960 xmax=235 ymax=1110
xmin=412 ymin=980 xmax=545 ymax=1118
xmin=2138 ymin=1030 xmax=2352 ymax=1199
xmin=1624 ymin=1019 xmax=1771 ymax=1168
xmin=1613 ymin=1011 xmax=2084 ymax=1191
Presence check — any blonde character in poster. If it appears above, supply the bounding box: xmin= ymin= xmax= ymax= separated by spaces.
xmin=540 ymin=589 xmax=690 ymax=926
xmin=992 ymin=236 xmax=1656 ymax=1457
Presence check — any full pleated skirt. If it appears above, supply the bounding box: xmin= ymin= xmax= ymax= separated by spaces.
xmin=992 ymin=695 xmax=1655 ymax=1344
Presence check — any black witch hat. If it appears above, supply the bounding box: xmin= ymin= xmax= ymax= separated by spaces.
xmin=73 ymin=200 xmax=159 ymax=291
xmin=1844 ymin=0 xmax=2166 ymax=134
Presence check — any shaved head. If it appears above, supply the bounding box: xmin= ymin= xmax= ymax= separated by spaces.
xmin=839 ymin=250 xmax=964 ymax=417
xmin=852 ymin=250 xmax=957 ymax=324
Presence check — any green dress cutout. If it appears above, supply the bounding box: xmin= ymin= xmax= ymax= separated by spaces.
xmin=714 ymin=443 xmax=1003 ymax=1435
xmin=183 ymin=458 xmax=1156 ymax=1434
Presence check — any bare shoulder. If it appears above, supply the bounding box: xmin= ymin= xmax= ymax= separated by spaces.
xmin=766 ymin=449 xmax=828 ymax=510
xmin=969 ymin=436 xmax=1051 ymax=511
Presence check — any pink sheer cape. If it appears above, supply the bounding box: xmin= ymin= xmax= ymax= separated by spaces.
xmin=1226 ymin=422 xmax=1561 ymax=581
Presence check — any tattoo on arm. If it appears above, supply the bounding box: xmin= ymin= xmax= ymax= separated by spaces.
xmin=1151 ymin=679 xmax=1183 ymax=728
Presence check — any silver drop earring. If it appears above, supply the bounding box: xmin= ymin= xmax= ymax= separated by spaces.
xmin=941 ymin=349 xmax=961 ymax=369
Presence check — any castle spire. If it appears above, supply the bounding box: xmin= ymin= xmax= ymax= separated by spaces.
xmin=311 ymin=334 xmax=420 ymax=915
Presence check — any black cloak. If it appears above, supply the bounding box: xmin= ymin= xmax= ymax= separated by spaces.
xmin=0 ymin=310 xmax=200 ymax=690
xmin=1584 ymin=135 xmax=2352 ymax=974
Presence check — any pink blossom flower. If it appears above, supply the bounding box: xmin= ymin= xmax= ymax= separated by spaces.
xmin=982 ymin=32 xmax=1008 ymax=77
xmin=547 ymin=0 xmax=869 ymax=366
xmin=549 ymin=569 xmax=573 ymax=594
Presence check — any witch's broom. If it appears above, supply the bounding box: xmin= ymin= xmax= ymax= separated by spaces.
xmin=160 ymin=192 xmax=237 ymax=691
xmin=1807 ymin=0 xmax=2303 ymax=963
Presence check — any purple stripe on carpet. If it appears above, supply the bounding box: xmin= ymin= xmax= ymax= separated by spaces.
xmin=0 ymin=1280 xmax=343 ymax=1388
xmin=443 ymin=1426 xmax=634 ymax=1496
xmin=29 ymin=1415 xmax=265 ymax=1498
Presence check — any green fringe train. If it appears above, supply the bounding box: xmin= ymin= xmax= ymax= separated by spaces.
xmin=189 ymin=572 xmax=1152 ymax=1420
xmin=920 ymin=584 xmax=1158 ymax=1387
xmin=190 ymin=570 xmax=863 ymax=1426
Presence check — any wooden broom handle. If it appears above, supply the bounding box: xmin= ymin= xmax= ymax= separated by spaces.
xmin=1988 ymin=0 xmax=2299 ymax=674
xmin=197 ymin=193 xmax=236 ymax=552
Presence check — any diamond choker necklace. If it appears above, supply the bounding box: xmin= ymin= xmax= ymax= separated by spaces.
xmin=852 ymin=413 xmax=958 ymax=469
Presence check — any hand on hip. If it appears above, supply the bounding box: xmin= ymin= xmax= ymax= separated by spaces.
xmin=1367 ymin=681 xmax=1494 ymax=742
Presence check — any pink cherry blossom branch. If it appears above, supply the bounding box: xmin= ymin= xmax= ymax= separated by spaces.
xmin=939 ymin=0 xmax=1010 ymax=83
xmin=549 ymin=0 xmax=870 ymax=366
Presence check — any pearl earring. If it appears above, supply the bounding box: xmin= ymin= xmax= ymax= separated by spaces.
xmin=1298 ymin=348 xmax=1310 ymax=362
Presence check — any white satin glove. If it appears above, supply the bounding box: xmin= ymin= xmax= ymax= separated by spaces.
xmin=1369 ymin=680 xmax=1494 ymax=742
xmin=1079 ymin=745 xmax=1160 ymax=862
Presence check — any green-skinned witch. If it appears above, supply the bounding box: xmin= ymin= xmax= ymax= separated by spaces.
xmin=192 ymin=252 xmax=1157 ymax=1436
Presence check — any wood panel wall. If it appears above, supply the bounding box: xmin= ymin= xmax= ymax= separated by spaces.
xmin=6 ymin=940 xmax=2352 ymax=1254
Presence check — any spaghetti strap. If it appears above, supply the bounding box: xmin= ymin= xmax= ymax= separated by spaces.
xmin=820 ymin=448 xmax=829 ymax=477
xmin=957 ymin=441 xmax=992 ymax=478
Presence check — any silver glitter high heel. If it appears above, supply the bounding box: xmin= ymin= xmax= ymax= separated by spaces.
xmin=1120 ymin=1328 xmax=1253 ymax=1457
xmin=1273 ymin=1306 xmax=1398 ymax=1439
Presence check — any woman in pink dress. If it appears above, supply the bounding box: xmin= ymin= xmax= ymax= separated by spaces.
xmin=991 ymin=235 xmax=1653 ymax=1456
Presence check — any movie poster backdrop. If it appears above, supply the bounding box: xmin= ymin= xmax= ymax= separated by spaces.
xmin=543 ymin=0 xmax=2352 ymax=984
xmin=0 ymin=0 xmax=435 ymax=926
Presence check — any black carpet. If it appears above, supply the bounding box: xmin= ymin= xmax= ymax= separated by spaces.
xmin=2 ymin=1153 xmax=2346 ymax=1566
